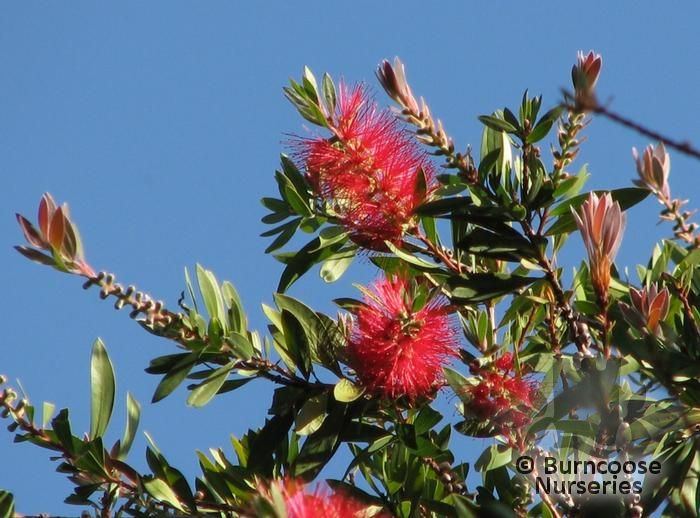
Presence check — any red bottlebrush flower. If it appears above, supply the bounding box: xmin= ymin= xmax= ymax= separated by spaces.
xmin=571 ymin=192 xmax=626 ymax=301
xmin=347 ymin=275 xmax=458 ymax=402
xmin=619 ymin=283 xmax=670 ymax=335
xmin=295 ymin=83 xmax=433 ymax=250
xmin=632 ymin=142 xmax=671 ymax=199
xmin=494 ymin=352 xmax=514 ymax=371
xmin=260 ymin=479 xmax=389 ymax=518
xmin=464 ymin=364 xmax=539 ymax=440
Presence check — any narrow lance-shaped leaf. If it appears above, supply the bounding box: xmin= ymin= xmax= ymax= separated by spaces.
xmin=187 ymin=362 xmax=235 ymax=408
xmin=0 ymin=491 xmax=15 ymax=518
xmin=90 ymin=338 xmax=115 ymax=439
xmin=118 ymin=392 xmax=141 ymax=460
xmin=196 ymin=264 xmax=228 ymax=333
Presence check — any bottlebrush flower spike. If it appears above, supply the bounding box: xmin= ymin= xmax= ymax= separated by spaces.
xmin=15 ymin=193 xmax=94 ymax=276
xmin=295 ymin=83 xmax=434 ymax=250
xmin=464 ymin=360 xmax=539 ymax=443
xmin=572 ymin=50 xmax=602 ymax=101
xmin=572 ymin=192 xmax=626 ymax=300
xmin=632 ymin=142 xmax=671 ymax=199
xmin=347 ymin=275 xmax=458 ymax=402
xmin=619 ymin=283 xmax=670 ymax=335
xmin=258 ymin=478 xmax=389 ymax=518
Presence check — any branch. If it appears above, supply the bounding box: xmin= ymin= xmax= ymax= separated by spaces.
xmin=566 ymin=94 xmax=700 ymax=162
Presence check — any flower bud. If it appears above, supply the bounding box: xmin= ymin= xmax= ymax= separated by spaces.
xmin=632 ymin=142 xmax=671 ymax=198
xmin=571 ymin=192 xmax=626 ymax=300
xmin=619 ymin=283 xmax=670 ymax=335
xmin=376 ymin=57 xmax=420 ymax=114
xmin=572 ymin=50 xmax=602 ymax=101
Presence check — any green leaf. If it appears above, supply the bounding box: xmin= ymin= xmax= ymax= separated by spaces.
xmin=478 ymin=115 xmax=518 ymax=134
xmin=42 ymin=401 xmax=55 ymax=429
xmin=415 ymin=196 xmax=473 ymax=216
xmin=384 ymin=241 xmax=443 ymax=272
xmin=226 ymin=332 xmax=255 ymax=360
xmin=276 ymin=236 xmax=343 ymax=292
xmin=51 ymin=408 xmax=75 ymax=453
xmin=320 ymin=248 xmax=355 ymax=283
xmin=333 ymin=379 xmax=365 ymax=403
xmin=293 ymin=401 xmax=347 ymax=480
xmin=261 ymin=197 xmax=288 ymax=212
xmin=144 ymin=477 xmax=185 ymax=512
xmin=90 ymin=338 xmax=115 ymax=439
xmin=546 ymin=187 xmax=649 ymax=236
xmin=526 ymin=106 xmax=563 ymax=144
xmin=118 ymin=392 xmax=141 ymax=460
xmin=263 ymin=218 xmax=300 ymax=253
xmin=443 ymin=367 xmax=473 ymax=398
xmin=457 ymin=228 xmax=540 ymax=262
xmin=187 ymin=362 xmax=235 ymax=408
xmin=280 ymin=155 xmax=311 ymax=200
xmin=222 ymin=281 xmax=246 ymax=333
xmin=553 ymin=164 xmax=589 ymax=198
xmin=322 ymin=72 xmax=336 ymax=113
xmin=447 ymin=273 xmax=539 ymax=303
xmin=283 ymin=83 xmax=328 ymax=128
xmin=315 ymin=225 xmax=348 ymax=249
xmin=414 ymin=406 xmax=443 ymax=434
xmin=152 ymin=353 xmax=199 ymax=403
xmin=475 ymin=444 xmax=513 ymax=472
xmin=280 ymin=310 xmax=311 ymax=378
xmin=274 ymin=293 xmax=323 ymax=361
xmin=196 ymin=265 xmax=228 ymax=333
xmin=0 ymin=491 xmax=15 ymax=518
xmin=295 ymin=392 xmax=329 ymax=436
xmin=216 ymin=377 xmax=254 ymax=395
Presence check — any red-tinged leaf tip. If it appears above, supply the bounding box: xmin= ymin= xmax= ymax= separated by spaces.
xmin=38 ymin=192 xmax=56 ymax=237
xmin=48 ymin=206 xmax=66 ymax=250
xmin=14 ymin=245 xmax=56 ymax=267
xmin=16 ymin=213 xmax=45 ymax=248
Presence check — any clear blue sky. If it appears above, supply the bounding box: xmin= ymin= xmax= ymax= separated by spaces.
xmin=2 ymin=2 xmax=700 ymax=514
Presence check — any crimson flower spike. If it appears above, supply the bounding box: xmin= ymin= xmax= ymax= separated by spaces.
xmin=619 ymin=283 xmax=670 ymax=336
xmin=632 ymin=142 xmax=671 ymax=199
xmin=464 ymin=357 xmax=540 ymax=447
xmin=294 ymin=82 xmax=434 ymax=250
xmin=346 ymin=274 xmax=458 ymax=403
xmin=15 ymin=193 xmax=94 ymax=277
xmin=572 ymin=192 xmax=626 ymax=302
xmin=257 ymin=478 xmax=390 ymax=518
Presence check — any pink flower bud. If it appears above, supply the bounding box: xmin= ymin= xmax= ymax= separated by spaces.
xmin=619 ymin=283 xmax=670 ymax=334
xmin=571 ymin=192 xmax=626 ymax=298
xmin=632 ymin=142 xmax=671 ymax=198
xmin=572 ymin=50 xmax=602 ymax=99
xmin=376 ymin=57 xmax=420 ymax=114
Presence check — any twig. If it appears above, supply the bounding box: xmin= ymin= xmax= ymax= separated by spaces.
xmin=566 ymin=95 xmax=700 ymax=162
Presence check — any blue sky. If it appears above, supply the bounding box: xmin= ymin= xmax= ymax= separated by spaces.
xmin=2 ymin=2 xmax=700 ymax=514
